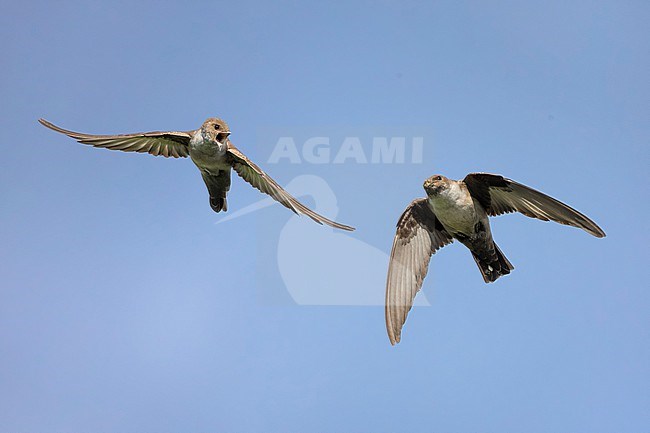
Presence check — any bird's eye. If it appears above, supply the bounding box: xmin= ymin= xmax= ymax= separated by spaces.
xmin=434 ymin=176 xmax=441 ymax=181
xmin=214 ymin=124 xmax=220 ymax=130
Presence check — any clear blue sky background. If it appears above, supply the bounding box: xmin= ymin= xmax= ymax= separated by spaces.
xmin=1 ymin=1 xmax=648 ymax=432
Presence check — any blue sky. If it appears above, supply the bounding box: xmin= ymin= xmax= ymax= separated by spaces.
xmin=1 ymin=1 xmax=648 ymax=432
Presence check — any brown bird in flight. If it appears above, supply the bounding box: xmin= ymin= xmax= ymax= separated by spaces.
xmin=39 ymin=118 xmax=354 ymax=231
xmin=385 ymin=173 xmax=605 ymax=345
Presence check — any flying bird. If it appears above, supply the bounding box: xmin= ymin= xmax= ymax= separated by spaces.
xmin=38 ymin=118 xmax=354 ymax=231
xmin=385 ymin=173 xmax=605 ymax=345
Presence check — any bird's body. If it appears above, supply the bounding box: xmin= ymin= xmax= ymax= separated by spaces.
xmin=385 ymin=173 xmax=605 ymax=345
xmin=39 ymin=117 xmax=354 ymax=231
xmin=425 ymin=175 xmax=512 ymax=283
xmin=188 ymin=122 xmax=233 ymax=212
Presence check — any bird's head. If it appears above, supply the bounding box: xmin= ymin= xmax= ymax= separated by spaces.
xmin=423 ymin=174 xmax=449 ymax=195
xmin=201 ymin=117 xmax=231 ymax=144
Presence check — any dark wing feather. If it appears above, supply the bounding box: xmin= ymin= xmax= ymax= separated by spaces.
xmin=385 ymin=199 xmax=453 ymax=345
xmin=226 ymin=142 xmax=354 ymax=231
xmin=39 ymin=118 xmax=191 ymax=158
xmin=463 ymin=173 xmax=605 ymax=238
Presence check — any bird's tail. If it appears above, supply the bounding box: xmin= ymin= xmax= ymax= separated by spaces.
xmin=471 ymin=241 xmax=514 ymax=283
xmin=201 ymin=170 xmax=230 ymax=213
xmin=210 ymin=196 xmax=228 ymax=213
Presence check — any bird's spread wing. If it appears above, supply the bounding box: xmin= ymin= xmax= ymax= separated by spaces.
xmin=39 ymin=118 xmax=192 ymax=158
xmin=463 ymin=173 xmax=605 ymax=238
xmin=386 ymin=199 xmax=453 ymax=345
xmin=226 ymin=142 xmax=354 ymax=231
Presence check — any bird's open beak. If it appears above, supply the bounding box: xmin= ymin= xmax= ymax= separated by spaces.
xmin=217 ymin=131 xmax=231 ymax=142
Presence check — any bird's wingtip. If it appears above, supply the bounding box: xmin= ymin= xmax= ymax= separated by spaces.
xmin=589 ymin=226 xmax=606 ymax=238
xmin=387 ymin=325 xmax=400 ymax=345
xmin=38 ymin=118 xmax=55 ymax=129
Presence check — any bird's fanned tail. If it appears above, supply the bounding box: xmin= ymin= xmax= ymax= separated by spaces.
xmin=470 ymin=241 xmax=514 ymax=283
